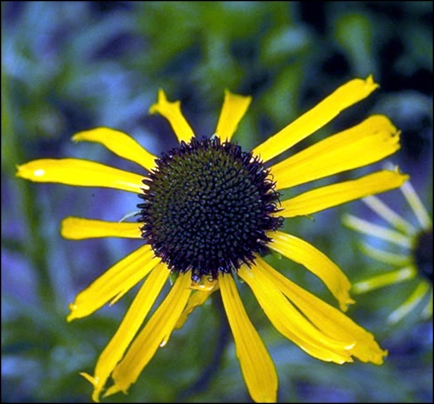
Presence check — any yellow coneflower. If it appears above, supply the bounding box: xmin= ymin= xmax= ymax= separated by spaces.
xmin=17 ymin=76 xmax=408 ymax=403
xmin=343 ymin=179 xmax=432 ymax=324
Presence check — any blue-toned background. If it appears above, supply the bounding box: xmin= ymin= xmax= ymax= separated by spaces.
xmin=2 ymin=2 xmax=432 ymax=402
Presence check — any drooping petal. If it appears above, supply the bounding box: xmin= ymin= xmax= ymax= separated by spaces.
xmin=82 ymin=263 xmax=170 ymax=402
xmin=352 ymin=266 xmax=417 ymax=294
xmin=219 ymin=273 xmax=278 ymax=403
xmin=149 ymin=89 xmax=195 ymax=143
xmin=61 ymin=217 xmax=142 ymax=240
xmin=16 ymin=159 xmax=146 ymax=193
xmin=268 ymin=231 xmax=354 ymax=311
xmin=279 ymin=170 xmax=408 ymax=218
xmin=253 ymin=76 xmax=379 ymax=162
xmin=256 ymin=257 xmax=388 ymax=364
xmin=215 ymin=90 xmax=252 ymax=142
xmin=362 ymin=195 xmax=417 ymax=235
xmin=388 ymin=280 xmax=431 ymax=324
xmin=342 ymin=214 xmax=413 ymax=248
xmin=271 ymin=115 xmax=401 ymax=190
xmin=72 ymin=128 xmax=157 ymax=171
xmin=106 ymin=272 xmax=192 ymax=396
xmin=67 ymin=244 xmax=159 ymax=321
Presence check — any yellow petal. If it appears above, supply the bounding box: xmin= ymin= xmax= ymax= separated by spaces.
xmin=271 ymin=115 xmax=401 ymax=190
xmin=352 ymin=266 xmax=417 ymax=294
xmin=72 ymin=128 xmax=157 ymax=171
xmin=215 ymin=90 xmax=252 ymax=142
xmin=253 ymin=76 xmax=379 ymax=162
xmin=280 ymin=170 xmax=408 ymax=218
xmin=61 ymin=217 xmax=142 ymax=240
xmin=149 ymin=89 xmax=195 ymax=143
xmin=268 ymin=231 xmax=354 ymax=311
xmin=239 ymin=265 xmax=354 ymax=364
xmin=388 ymin=280 xmax=431 ymax=324
xmin=67 ymin=244 xmax=159 ymax=321
xmin=107 ymin=272 xmax=192 ymax=396
xmin=16 ymin=159 xmax=146 ymax=193
xmin=255 ymin=257 xmax=387 ymax=364
xmin=342 ymin=214 xmax=413 ymax=248
xmin=86 ymin=263 xmax=170 ymax=402
xmin=219 ymin=273 xmax=278 ymax=403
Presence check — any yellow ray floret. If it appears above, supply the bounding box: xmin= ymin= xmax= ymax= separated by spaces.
xmin=67 ymin=244 xmax=159 ymax=321
xmin=61 ymin=217 xmax=142 ymax=240
xmin=239 ymin=265 xmax=354 ymax=364
xmin=280 ymin=170 xmax=408 ymax=218
xmin=106 ymin=273 xmax=192 ymax=397
xmin=83 ymin=263 xmax=170 ymax=402
xmin=220 ymin=273 xmax=278 ymax=403
xmin=256 ymin=257 xmax=387 ymax=364
xmin=253 ymin=76 xmax=379 ymax=162
xmin=271 ymin=115 xmax=400 ymax=190
xmin=215 ymin=90 xmax=252 ymax=142
xmin=268 ymin=231 xmax=354 ymax=311
xmin=16 ymin=159 xmax=145 ymax=193
xmin=149 ymin=89 xmax=195 ymax=143
xmin=72 ymin=127 xmax=157 ymax=171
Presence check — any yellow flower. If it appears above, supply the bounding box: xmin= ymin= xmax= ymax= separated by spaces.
xmin=343 ymin=179 xmax=432 ymax=324
xmin=17 ymin=76 xmax=407 ymax=403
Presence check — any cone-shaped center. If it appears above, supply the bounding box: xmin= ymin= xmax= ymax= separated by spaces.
xmin=138 ymin=137 xmax=283 ymax=282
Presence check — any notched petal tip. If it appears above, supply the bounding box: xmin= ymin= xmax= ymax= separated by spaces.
xmin=104 ymin=384 xmax=124 ymax=398
xmin=339 ymin=296 xmax=356 ymax=312
xmin=148 ymin=89 xmax=195 ymax=143
xmin=149 ymin=89 xmax=171 ymax=115
xmin=66 ymin=303 xmax=78 ymax=322
xmin=365 ymin=74 xmax=378 ymax=88
xmin=80 ymin=373 xmax=102 ymax=402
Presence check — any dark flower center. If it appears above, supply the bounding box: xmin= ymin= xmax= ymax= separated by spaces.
xmin=137 ymin=137 xmax=283 ymax=282
xmin=414 ymin=228 xmax=433 ymax=283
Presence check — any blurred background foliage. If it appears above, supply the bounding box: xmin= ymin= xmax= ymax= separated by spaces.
xmin=1 ymin=1 xmax=432 ymax=402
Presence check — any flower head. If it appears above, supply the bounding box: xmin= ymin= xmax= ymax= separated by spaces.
xmin=343 ymin=179 xmax=432 ymax=324
xmin=17 ymin=77 xmax=408 ymax=402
